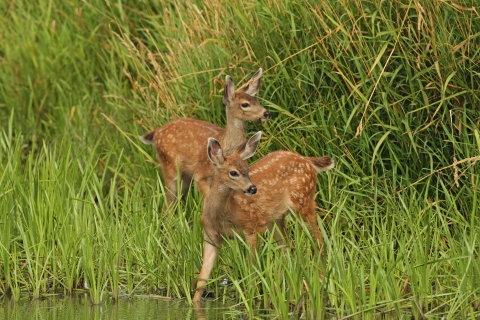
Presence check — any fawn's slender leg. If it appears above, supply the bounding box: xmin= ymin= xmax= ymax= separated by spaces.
xmin=244 ymin=232 xmax=257 ymax=262
xmin=180 ymin=173 xmax=192 ymax=197
xmin=164 ymin=178 xmax=179 ymax=207
xmin=156 ymin=154 xmax=179 ymax=207
xmin=272 ymin=218 xmax=288 ymax=247
xmin=244 ymin=224 xmax=266 ymax=262
xmin=161 ymin=164 xmax=192 ymax=209
xmin=193 ymin=238 xmax=220 ymax=302
xmin=299 ymin=201 xmax=325 ymax=278
xmin=300 ymin=201 xmax=324 ymax=252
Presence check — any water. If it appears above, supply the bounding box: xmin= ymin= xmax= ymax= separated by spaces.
xmin=0 ymin=294 xmax=246 ymax=320
xmin=0 ymin=293 xmax=423 ymax=319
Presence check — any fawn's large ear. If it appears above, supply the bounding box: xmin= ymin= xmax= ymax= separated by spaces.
xmin=240 ymin=131 xmax=262 ymax=160
xmin=222 ymin=76 xmax=236 ymax=105
xmin=239 ymin=68 xmax=262 ymax=96
xmin=207 ymin=138 xmax=225 ymax=166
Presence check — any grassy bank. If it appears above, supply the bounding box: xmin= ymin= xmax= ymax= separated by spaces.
xmin=1 ymin=0 xmax=479 ymax=318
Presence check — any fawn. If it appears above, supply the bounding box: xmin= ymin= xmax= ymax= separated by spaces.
xmin=193 ymin=132 xmax=334 ymax=302
xmin=140 ymin=69 xmax=270 ymax=206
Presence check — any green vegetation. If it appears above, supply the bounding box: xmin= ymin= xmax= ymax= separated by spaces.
xmin=1 ymin=0 xmax=479 ymax=318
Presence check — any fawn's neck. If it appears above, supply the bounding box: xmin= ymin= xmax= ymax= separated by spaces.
xmin=203 ymin=178 xmax=232 ymax=222
xmin=222 ymin=116 xmax=246 ymax=156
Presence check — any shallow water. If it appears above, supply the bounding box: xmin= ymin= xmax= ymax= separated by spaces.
xmin=0 ymin=294 xmax=244 ymax=320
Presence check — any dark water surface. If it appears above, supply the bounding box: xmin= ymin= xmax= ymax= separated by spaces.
xmin=0 ymin=294 xmax=244 ymax=320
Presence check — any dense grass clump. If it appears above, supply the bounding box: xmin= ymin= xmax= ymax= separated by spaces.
xmin=1 ymin=0 xmax=479 ymax=318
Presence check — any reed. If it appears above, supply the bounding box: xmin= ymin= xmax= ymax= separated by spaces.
xmin=0 ymin=0 xmax=479 ymax=317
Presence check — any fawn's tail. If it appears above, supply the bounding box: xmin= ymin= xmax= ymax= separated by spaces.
xmin=139 ymin=131 xmax=155 ymax=145
xmin=308 ymin=156 xmax=334 ymax=173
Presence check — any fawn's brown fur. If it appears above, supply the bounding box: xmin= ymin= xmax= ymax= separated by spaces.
xmin=193 ymin=133 xmax=334 ymax=302
xmin=140 ymin=69 xmax=270 ymax=206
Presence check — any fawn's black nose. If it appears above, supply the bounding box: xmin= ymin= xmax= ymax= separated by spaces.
xmin=264 ymin=111 xmax=271 ymax=119
xmin=247 ymin=185 xmax=257 ymax=195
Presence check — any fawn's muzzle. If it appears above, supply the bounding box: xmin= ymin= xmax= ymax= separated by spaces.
xmin=246 ymin=185 xmax=257 ymax=195
xmin=261 ymin=111 xmax=271 ymax=122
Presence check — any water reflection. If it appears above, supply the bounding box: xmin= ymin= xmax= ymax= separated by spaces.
xmin=0 ymin=294 xmax=241 ymax=320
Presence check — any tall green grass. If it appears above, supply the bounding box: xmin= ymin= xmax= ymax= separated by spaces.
xmin=1 ymin=0 xmax=479 ymax=318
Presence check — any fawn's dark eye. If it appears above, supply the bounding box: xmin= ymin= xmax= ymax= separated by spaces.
xmin=229 ymin=171 xmax=239 ymax=178
xmin=241 ymin=103 xmax=250 ymax=108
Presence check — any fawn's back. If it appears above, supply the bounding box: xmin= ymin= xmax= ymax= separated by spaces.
xmin=221 ymin=151 xmax=333 ymax=240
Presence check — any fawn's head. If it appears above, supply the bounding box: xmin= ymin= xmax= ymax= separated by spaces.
xmin=222 ymin=69 xmax=271 ymax=123
xmin=207 ymin=131 xmax=262 ymax=196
